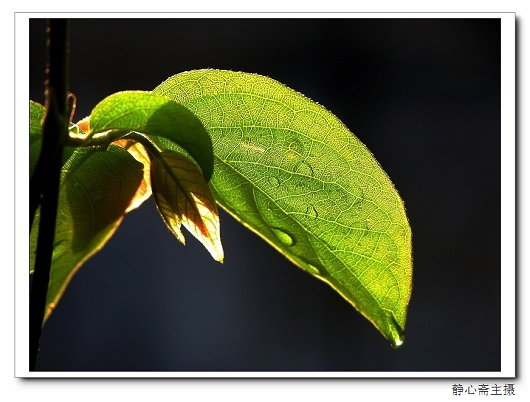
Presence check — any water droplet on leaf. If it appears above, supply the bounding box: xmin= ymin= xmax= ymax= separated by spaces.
xmin=387 ymin=312 xmax=405 ymax=349
xmin=392 ymin=337 xmax=404 ymax=349
xmin=267 ymin=176 xmax=281 ymax=188
xmin=271 ymin=227 xmax=295 ymax=247
xmin=294 ymin=160 xmax=314 ymax=177
xmin=286 ymin=137 xmax=304 ymax=157
xmin=304 ymin=263 xmax=320 ymax=275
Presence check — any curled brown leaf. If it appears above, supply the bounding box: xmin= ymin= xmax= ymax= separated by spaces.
xmin=151 ymin=150 xmax=224 ymax=262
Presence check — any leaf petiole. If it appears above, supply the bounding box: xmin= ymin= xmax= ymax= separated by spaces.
xmin=122 ymin=131 xmax=163 ymax=155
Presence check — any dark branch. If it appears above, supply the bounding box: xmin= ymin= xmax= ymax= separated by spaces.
xmin=29 ymin=19 xmax=70 ymax=371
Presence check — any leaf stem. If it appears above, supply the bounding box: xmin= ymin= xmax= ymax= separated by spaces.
xmin=123 ymin=131 xmax=163 ymax=155
xmin=29 ymin=19 xmax=70 ymax=371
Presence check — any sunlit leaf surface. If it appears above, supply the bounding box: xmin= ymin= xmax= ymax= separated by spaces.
xmin=154 ymin=69 xmax=412 ymax=346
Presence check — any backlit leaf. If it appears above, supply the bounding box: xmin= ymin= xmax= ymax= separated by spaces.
xmin=151 ymin=149 xmax=223 ymax=262
xmin=153 ymin=69 xmax=412 ymax=346
xmin=30 ymin=145 xmax=144 ymax=321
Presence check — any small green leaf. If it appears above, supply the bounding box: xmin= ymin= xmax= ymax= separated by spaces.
xmin=150 ymin=149 xmax=224 ymax=262
xmin=30 ymin=145 xmax=144 ymax=321
xmin=88 ymin=91 xmax=214 ymax=181
xmin=154 ymin=69 xmax=412 ymax=346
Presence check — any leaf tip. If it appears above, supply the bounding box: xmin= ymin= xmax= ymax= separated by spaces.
xmin=172 ymin=226 xmax=186 ymax=245
xmin=212 ymin=248 xmax=225 ymax=263
xmin=391 ymin=335 xmax=405 ymax=349
xmin=387 ymin=312 xmax=406 ymax=349
xmin=199 ymin=235 xmax=224 ymax=263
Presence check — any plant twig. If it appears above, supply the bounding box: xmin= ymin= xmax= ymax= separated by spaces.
xmin=29 ymin=19 xmax=70 ymax=371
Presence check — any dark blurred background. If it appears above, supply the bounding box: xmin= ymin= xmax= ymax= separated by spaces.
xmin=29 ymin=18 xmax=501 ymax=372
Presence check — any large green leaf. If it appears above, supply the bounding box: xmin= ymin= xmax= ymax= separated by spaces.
xmin=153 ymin=69 xmax=412 ymax=346
xmin=88 ymin=91 xmax=214 ymax=181
xmin=30 ymin=144 xmax=144 ymax=322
